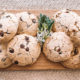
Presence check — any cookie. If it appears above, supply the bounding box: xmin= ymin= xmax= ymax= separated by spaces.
xmin=61 ymin=46 xmax=80 ymax=69
xmin=0 ymin=44 xmax=12 ymax=68
xmin=0 ymin=13 xmax=19 ymax=43
xmin=53 ymin=9 xmax=78 ymax=32
xmin=43 ymin=32 xmax=73 ymax=62
xmin=7 ymin=34 xmax=41 ymax=66
xmin=1 ymin=12 xmax=19 ymax=24
xmin=53 ymin=9 xmax=80 ymax=45
xmin=16 ymin=12 xmax=38 ymax=36
xmin=69 ymin=17 xmax=80 ymax=45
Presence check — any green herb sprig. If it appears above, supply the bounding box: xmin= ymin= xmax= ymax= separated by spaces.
xmin=37 ymin=13 xmax=54 ymax=46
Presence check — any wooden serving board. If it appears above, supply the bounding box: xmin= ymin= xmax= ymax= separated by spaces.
xmin=0 ymin=10 xmax=80 ymax=70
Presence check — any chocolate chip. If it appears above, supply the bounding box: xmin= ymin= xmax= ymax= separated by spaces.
xmin=66 ymin=9 xmax=70 ymax=10
xmin=1 ymin=58 xmax=6 ymax=62
xmin=72 ymin=30 xmax=76 ymax=32
xmin=0 ymin=24 xmax=2 ymax=28
xmin=75 ymin=21 xmax=77 ymax=25
xmin=66 ymin=9 xmax=70 ymax=13
xmin=27 ymin=24 xmax=30 ymax=28
xmin=9 ymin=48 xmax=14 ymax=53
xmin=1 ymin=12 xmax=5 ymax=15
xmin=0 ymin=31 xmax=4 ymax=37
xmin=32 ymin=19 xmax=36 ymax=23
xmin=25 ymin=36 xmax=29 ymax=41
xmin=25 ymin=47 xmax=29 ymax=51
xmin=59 ymin=52 xmax=62 ymax=54
xmin=0 ymin=50 xmax=2 ymax=53
xmin=57 ymin=48 xmax=61 ymax=52
xmin=66 ymin=11 xmax=69 ymax=13
xmin=14 ymin=61 xmax=18 ymax=64
xmin=20 ymin=44 xmax=25 ymax=48
xmin=74 ymin=48 xmax=78 ymax=55
xmin=6 ymin=15 xmax=10 ymax=18
xmin=28 ymin=12 xmax=31 ymax=15
xmin=20 ymin=17 xmax=23 ymax=21
xmin=54 ymin=46 xmax=61 ymax=52
xmin=56 ymin=15 xmax=59 ymax=18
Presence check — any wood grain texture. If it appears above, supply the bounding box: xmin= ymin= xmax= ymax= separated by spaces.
xmin=0 ymin=10 xmax=80 ymax=70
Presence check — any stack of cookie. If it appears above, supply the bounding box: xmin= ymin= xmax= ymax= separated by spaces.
xmin=0 ymin=9 xmax=80 ymax=69
xmin=43 ymin=9 xmax=80 ymax=69
xmin=0 ymin=12 xmax=41 ymax=68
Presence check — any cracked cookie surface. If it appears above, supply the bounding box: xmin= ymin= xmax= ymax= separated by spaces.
xmin=16 ymin=12 xmax=38 ymax=36
xmin=0 ymin=13 xmax=19 ymax=43
xmin=7 ymin=34 xmax=41 ymax=66
xmin=43 ymin=32 xmax=73 ymax=62
xmin=53 ymin=9 xmax=80 ymax=45
xmin=0 ymin=44 xmax=12 ymax=68
xmin=61 ymin=46 xmax=80 ymax=69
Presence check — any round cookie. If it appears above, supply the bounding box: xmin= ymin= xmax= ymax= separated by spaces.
xmin=53 ymin=9 xmax=80 ymax=45
xmin=0 ymin=13 xmax=19 ymax=43
xmin=61 ymin=46 xmax=80 ymax=69
xmin=53 ymin=9 xmax=78 ymax=32
xmin=16 ymin=12 xmax=38 ymax=36
xmin=1 ymin=12 xmax=19 ymax=24
xmin=69 ymin=17 xmax=80 ymax=45
xmin=43 ymin=32 xmax=73 ymax=62
xmin=7 ymin=34 xmax=41 ymax=66
xmin=0 ymin=44 xmax=12 ymax=68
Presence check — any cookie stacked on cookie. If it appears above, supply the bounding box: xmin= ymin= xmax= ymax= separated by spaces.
xmin=0 ymin=9 xmax=80 ymax=69
xmin=43 ymin=9 xmax=80 ymax=69
xmin=0 ymin=12 xmax=19 ymax=68
xmin=0 ymin=11 xmax=41 ymax=68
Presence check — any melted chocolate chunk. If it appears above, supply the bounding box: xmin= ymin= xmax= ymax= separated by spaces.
xmin=75 ymin=21 xmax=77 ymax=25
xmin=56 ymin=15 xmax=59 ymax=18
xmin=66 ymin=11 xmax=69 ymax=13
xmin=25 ymin=36 xmax=29 ymax=41
xmin=20 ymin=17 xmax=23 ymax=21
xmin=57 ymin=48 xmax=61 ymax=52
xmin=14 ymin=61 xmax=18 ymax=64
xmin=0 ymin=50 xmax=2 ymax=53
xmin=25 ymin=47 xmax=29 ymax=51
xmin=32 ymin=19 xmax=36 ymax=23
xmin=9 ymin=48 xmax=14 ymax=53
xmin=1 ymin=58 xmax=6 ymax=62
xmin=6 ymin=15 xmax=10 ymax=18
xmin=72 ymin=29 xmax=76 ymax=32
xmin=0 ymin=31 xmax=4 ymax=37
xmin=20 ymin=44 xmax=25 ymax=48
xmin=54 ymin=46 xmax=61 ymax=52
xmin=1 ymin=12 xmax=5 ymax=15
xmin=28 ymin=12 xmax=31 ymax=15
xmin=74 ymin=48 xmax=78 ymax=55
xmin=66 ymin=9 xmax=70 ymax=13
xmin=59 ymin=52 xmax=62 ymax=54
xmin=0 ymin=24 xmax=2 ymax=28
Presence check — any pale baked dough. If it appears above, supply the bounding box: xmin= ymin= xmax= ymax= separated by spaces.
xmin=16 ymin=12 xmax=38 ymax=36
xmin=0 ymin=44 xmax=12 ymax=68
xmin=43 ymin=32 xmax=73 ymax=62
xmin=7 ymin=34 xmax=41 ymax=66
xmin=0 ymin=13 xmax=19 ymax=43
xmin=61 ymin=46 xmax=80 ymax=69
